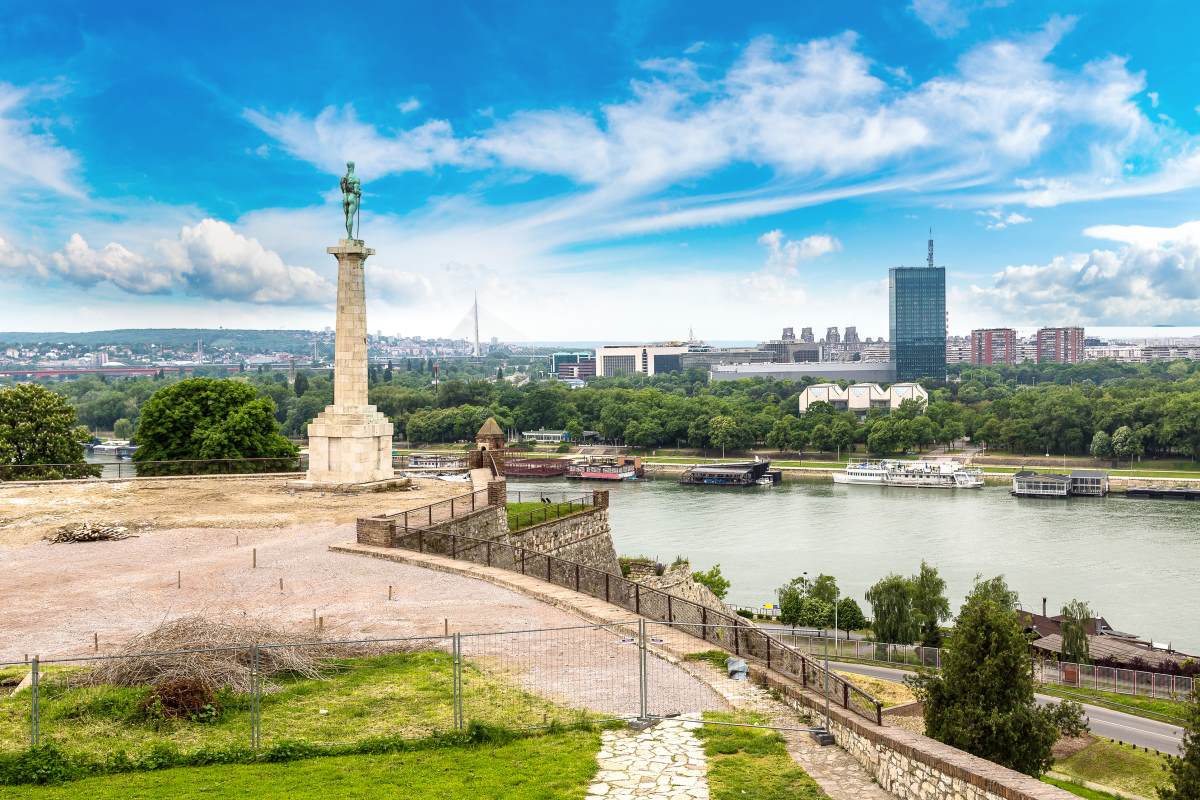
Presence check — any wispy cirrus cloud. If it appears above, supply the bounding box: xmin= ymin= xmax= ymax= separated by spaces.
xmin=0 ymin=82 xmax=84 ymax=198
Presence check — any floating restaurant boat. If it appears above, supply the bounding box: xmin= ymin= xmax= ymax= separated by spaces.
xmin=679 ymin=460 xmax=781 ymax=487
xmin=834 ymin=459 xmax=984 ymax=489
xmin=565 ymin=455 xmax=643 ymax=481
xmin=503 ymin=457 xmax=569 ymax=477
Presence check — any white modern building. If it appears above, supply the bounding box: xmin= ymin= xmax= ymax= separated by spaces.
xmin=596 ymin=343 xmax=691 ymax=377
xmin=710 ymin=361 xmax=897 ymax=383
xmin=797 ymin=382 xmax=928 ymax=415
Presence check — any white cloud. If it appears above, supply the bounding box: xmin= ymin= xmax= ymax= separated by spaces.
xmin=978 ymin=207 xmax=1032 ymax=230
xmin=1148 ymin=91 xmax=1159 ymax=108
xmin=910 ymin=0 xmax=1012 ymax=38
xmin=0 ymin=82 xmax=84 ymax=198
xmin=970 ymin=219 xmax=1200 ymax=324
xmin=0 ymin=220 xmax=332 ymax=304
xmin=735 ymin=230 xmax=840 ymax=303
xmin=397 ymin=97 xmax=421 ymax=113
xmin=243 ymin=105 xmax=473 ymax=179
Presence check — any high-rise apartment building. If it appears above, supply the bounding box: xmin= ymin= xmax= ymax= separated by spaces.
xmin=889 ymin=236 xmax=947 ymax=381
xmin=1036 ymin=327 xmax=1085 ymax=364
xmin=970 ymin=328 xmax=1017 ymax=365
xmin=800 ymin=327 xmax=815 ymax=343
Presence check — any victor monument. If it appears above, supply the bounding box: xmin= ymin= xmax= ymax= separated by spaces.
xmin=297 ymin=162 xmax=396 ymax=488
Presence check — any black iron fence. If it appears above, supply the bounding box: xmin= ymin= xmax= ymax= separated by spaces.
xmin=377 ymin=489 xmax=492 ymax=531
xmin=388 ymin=527 xmax=883 ymax=725
xmin=505 ymin=491 xmax=596 ymax=530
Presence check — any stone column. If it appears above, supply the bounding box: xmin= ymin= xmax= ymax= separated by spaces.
xmin=328 ymin=240 xmax=372 ymax=409
xmin=298 ymin=238 xmax=395 ymax=488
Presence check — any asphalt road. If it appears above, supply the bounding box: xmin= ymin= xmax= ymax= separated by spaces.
xmin=829 ymin=660 xmax=1184 ymax=755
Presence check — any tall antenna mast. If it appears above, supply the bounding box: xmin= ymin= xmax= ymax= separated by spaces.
xmin=927 ymin=228 xmax=934 ymax=268
xmin=473 ymin=291 xmax=481 ymax=357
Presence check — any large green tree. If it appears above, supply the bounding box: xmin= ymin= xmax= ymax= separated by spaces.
xmin=0 ymin=384 xmax=100 ymax=480
xmin=911 ymin=561 xmax=951 ymax=648
xmin=865 ymin=574 xmax=918 ymax=644
xmin=1160 ymin=684 xmax=1200 ymax=800
xmin=910 ymin=578 xmax=1083 ymax=777
xmin=134 ymin=378 xmax=297 ymax=475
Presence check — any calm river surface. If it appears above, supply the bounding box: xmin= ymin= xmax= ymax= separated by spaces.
xmin=509 ymin=476 xmax=1200 ymax=652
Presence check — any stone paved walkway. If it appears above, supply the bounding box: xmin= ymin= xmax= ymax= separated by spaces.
xmin=589 ymin=717 xmax=708 ymax=799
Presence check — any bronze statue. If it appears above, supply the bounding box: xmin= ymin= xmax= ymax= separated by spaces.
xmin=339 ymin=161 xmax=362 ymax=240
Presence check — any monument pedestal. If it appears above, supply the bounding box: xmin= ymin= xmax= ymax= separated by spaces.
xmin=291 ymin=238 xmax=400 ymax=492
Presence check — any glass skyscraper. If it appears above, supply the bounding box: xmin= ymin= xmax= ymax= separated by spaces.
xmin=889 ymin=265 xmax=946 ymax=381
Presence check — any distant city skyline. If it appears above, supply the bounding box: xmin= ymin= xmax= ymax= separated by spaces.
xmin=3 ymin=2 xmax=1200 ymax=337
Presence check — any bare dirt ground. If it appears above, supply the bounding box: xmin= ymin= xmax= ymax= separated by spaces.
xmin=0 ymin=476 xmax=722 ymax=716
xmin=0 ymin=476 xmax=463 ymax=546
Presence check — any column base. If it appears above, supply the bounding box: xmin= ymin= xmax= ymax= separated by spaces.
xmin=304 ymin=405 xmax=395 ymax=485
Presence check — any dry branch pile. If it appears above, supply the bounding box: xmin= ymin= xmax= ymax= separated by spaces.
xmin=45 ymin=522 xmax=137 ymax=543
xmin=87 ymin=616 xmax=396 ymax=693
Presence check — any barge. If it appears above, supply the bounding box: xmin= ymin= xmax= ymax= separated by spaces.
xmin=503 ymin=457 xmax=569 ymax=477
xmin=679 ymin=460 xmax=781 ymax=486
xmin=1011 ymin=469 xmax=1108 ymax=498
xmin=566 ymin=455 xmax=643 ymax=481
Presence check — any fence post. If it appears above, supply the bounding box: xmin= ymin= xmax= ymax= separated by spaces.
xmin=635 ymin=584 xmax=641 ymax=615
xmin=733 ymin=618 xmax=740 ymax=656
xmin=418 ymin=530 xmax=424 ymax=553
xmin=486 ymin=540 xmax=491 ymax=567
xmin=667 ymin=595 xmax=673 ymax=625
xmin=450 ymin=534 xmax=457 ymax=559
xmin=701 ymin=607 xmax=707 ymax=642
xmin=638 ymin=618 xmax=648 ymax=720
xmin=766 ymin=637 xmax=771 ymax=670
xmin=605 ymin=572 xmax=610 ymax=603
xmin=843 ymin=682 xmax=849 ymax=708
xmin=428 ymin=505 xmax=433 ymax=526
xmin=520 ymin=548 xmax=526 ymax=575
xmin=451 ymin=497 xmax=455 ymax=518
xmin=250 ymin=645 xmax=260 ymax=751
xmin=29 ymin=655 xmax=39 ymax=747
xmin=574 ymin=563 xmax=580 ymax=592
xmin=546 ymin=555 xmax=552 ymax=582
xmin=452 ymin=632 xmax=463 ymax=730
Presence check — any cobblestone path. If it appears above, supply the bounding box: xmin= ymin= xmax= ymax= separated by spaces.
xmin=588 ymin=717 xmax=709 ymax=799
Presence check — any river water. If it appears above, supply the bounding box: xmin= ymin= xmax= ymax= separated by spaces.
xmin=509 ymin=476 xmax=1200 ymax=653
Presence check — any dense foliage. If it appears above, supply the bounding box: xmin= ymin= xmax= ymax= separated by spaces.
xmin=776 ymin=574 xmax=866 ymax=635
xmin=1059 ymin=599 xmax=1093 ymax=665
xmin=0 ymin=384 xmax=100 ymax=480
xmin=864 ymin=563 xmax=951 ymax=646
xmin=911 ymin=577 xmax=1088 ymax=777
xmin=1160 ymin=684 xmax=1200 ymax=800
xmin=133 ymin=378 xmax=297 ymax=475
xmin=31 ymin=358 xmax=1200 ymax=461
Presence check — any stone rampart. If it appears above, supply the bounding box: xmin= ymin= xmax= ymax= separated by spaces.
xmin=753 ymin=666 xmax=1076 ymax=800
xmin=634 ymin=562 xmax=729 ymax=617
xmin=503 ymin=507 xmax=620 ymax=575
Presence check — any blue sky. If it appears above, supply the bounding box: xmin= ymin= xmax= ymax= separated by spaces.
xmin=3 ymin=0 xmax=1200 ymax=340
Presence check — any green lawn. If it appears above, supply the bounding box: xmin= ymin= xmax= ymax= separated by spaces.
xmin=1037 ymin=685 xmax=1188 ymax=724
xmin=2 ymin=730 xmax=601 ymax=799
xmin=0 ymin=651 xmax=589 ymax=768
xmin=506 ymin=501 xmax=588 ymax=531
xmin=1042 ymin=775 xmax=1127 ymax=800
xmin=698 ymin=712 xmax=830 ymax=800
xmin=1055 ymin=738 xmax=1169 ymax=799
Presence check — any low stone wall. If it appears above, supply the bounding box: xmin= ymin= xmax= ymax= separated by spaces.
xmin=356 ymin=505 xmax=506 ymax=548
xmin=753 ymin=666 xmax=1075 ymax=800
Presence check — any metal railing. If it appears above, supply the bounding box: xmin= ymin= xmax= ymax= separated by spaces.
xmin=388 ymin=528 xmax=884 ymax=724
xmin=1 ymin=456 xmax=309 ymax=481
xmin=379 ymin=489 xmax=492 ymax=531
xmin=777 ymin=632 xmax=1196 ymax=700
xmin=505 ymin=491 xmax=595 ymax=530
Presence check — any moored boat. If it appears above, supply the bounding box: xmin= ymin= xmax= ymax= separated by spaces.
xmin=834 ymin=459 xmax=983 ymax=489
xmin=566 ymin=455 xmax=643 ymax=481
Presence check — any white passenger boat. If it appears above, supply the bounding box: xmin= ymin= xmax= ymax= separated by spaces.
xmin=834 ymin=459 xmax=984 ymax=489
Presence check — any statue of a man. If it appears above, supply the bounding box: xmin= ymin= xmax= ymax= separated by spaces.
xmin=339 ymin=161 xmax=362 ymax=240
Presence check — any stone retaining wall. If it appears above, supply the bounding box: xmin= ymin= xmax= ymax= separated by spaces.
xmin=753 ymin=666 xmax=1076 ymax=800
xmin=634 ymin=562 xmax=729 ymax=617
xmin=503 ymin=506 xmax=620 ymax=575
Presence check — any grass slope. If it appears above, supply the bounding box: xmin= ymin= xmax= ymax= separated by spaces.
xmin=0 ymin=651 xmax=588 ymax=763
xmin=506 ymin=501 xmax=586 ymax=531
xmin=699 ymin=712 xmax=830 ymax=800
xmin=4 ymin=730 xmax=601 ymax=800
xmin=1042 ymin=775 xmax=1128 ymax=800
xmin=1056 ymin=738 xmax=1169 ymax=798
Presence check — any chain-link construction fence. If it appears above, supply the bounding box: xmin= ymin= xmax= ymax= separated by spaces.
xmin=388 ymin=525 xmax=885 ymax=725
xmin=0 ymin=621 xmax=746 ymax=760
